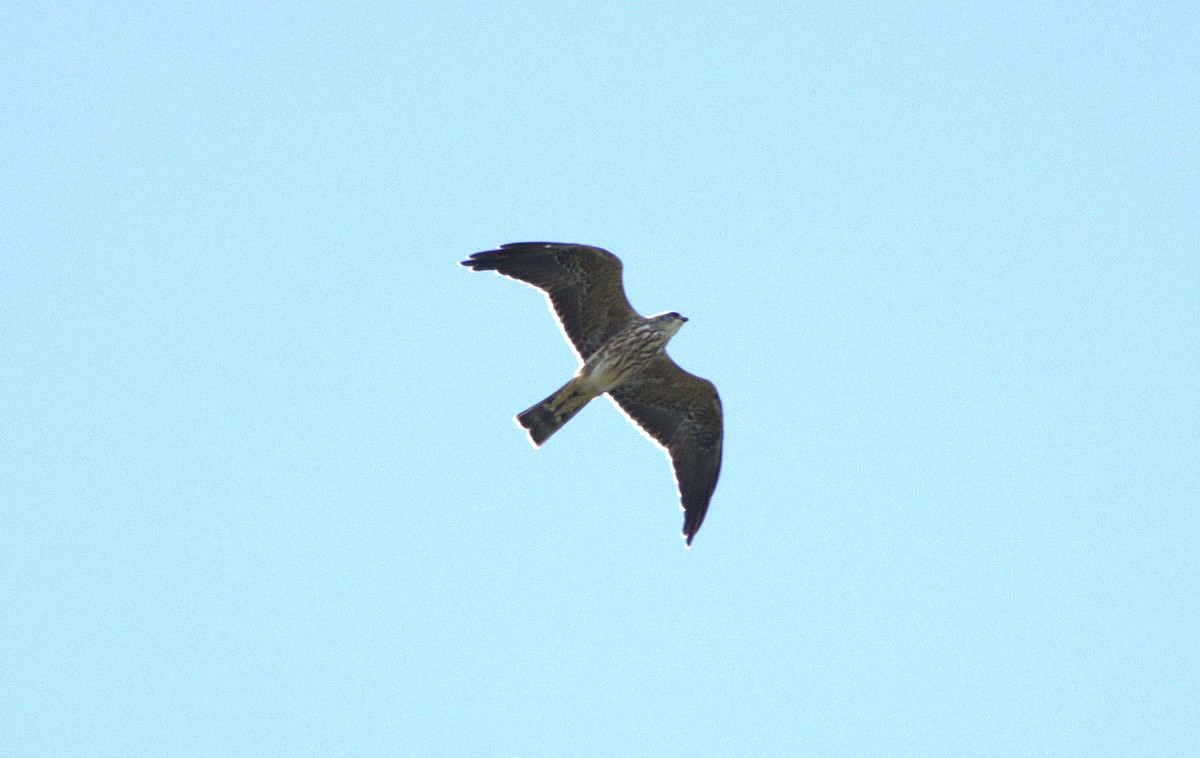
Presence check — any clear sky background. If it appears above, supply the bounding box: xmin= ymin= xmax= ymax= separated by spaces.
xmin=3 ymin=3 xmax=1197 ymax=755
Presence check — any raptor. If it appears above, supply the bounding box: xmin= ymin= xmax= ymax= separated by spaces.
xmin=461 ymin=242 xmax=723 ymax=546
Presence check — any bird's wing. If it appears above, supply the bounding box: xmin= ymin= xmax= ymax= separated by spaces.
xmin=608 ymin=355 xmax=723 ymax=546
xmin=461 ymin=242 xmax=640 ymax=361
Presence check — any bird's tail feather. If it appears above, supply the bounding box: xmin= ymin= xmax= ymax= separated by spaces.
xmin=515 ymin=377 xmax=593 ymax=447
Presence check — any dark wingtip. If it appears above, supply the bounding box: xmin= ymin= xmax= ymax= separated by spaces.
xmin=682 ymin=509 xmax=705 ymax=548
xmin=461 ymin=243 xmax=583 ymax=271
xmin=460 ymin=249 xmax=510 ymax=271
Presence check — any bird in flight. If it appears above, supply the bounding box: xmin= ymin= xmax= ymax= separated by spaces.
xmin=461 ymin=242 xmax=723 ymax=546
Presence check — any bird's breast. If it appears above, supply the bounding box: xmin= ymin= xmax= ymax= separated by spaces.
xmin=578 ymin=323 xmax=667 ymax=392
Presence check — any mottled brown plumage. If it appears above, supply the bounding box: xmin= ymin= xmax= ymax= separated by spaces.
xmin=461 ymin=242 xmax=723 ymax=546
xmin=608 ymin=357 xmax=722 ymax=546
xmin=459 ymin=243 xmax=638 ymax=361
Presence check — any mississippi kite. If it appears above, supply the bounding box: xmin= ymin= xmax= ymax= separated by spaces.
xmin=461 ymin=242 xmax=723 ymax=546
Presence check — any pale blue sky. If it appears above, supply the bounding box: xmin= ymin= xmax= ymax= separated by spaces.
xmin=3 ymin=2 xmax=1198 ymax=755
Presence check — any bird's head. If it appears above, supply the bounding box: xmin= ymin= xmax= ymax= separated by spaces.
xmin=652 ymin=311 xmax=688 ymax=338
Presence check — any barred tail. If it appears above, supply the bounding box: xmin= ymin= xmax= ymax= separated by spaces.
xmin=515 ymin=377 xmax=594 ymax=448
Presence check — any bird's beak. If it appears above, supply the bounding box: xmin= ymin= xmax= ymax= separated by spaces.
xmin=680 ymin=316 xmax=689 ymax=323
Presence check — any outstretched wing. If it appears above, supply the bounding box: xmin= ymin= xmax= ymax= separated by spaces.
xmin=460 ymin=242 xmax=640 ymax=360
xmin=608 ymin=355 xmax=723 ymax=546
